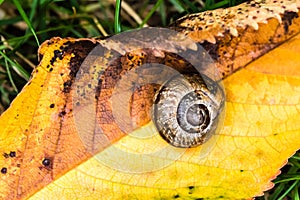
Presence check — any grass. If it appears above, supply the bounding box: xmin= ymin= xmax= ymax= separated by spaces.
xmin=0 ymin=0 xmax=299 ymax=199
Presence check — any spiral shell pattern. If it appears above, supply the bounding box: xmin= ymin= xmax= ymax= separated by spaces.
xmin=153 ymin=73 xmax=225 ymax=148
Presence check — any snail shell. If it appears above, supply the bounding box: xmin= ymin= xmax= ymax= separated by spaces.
xmin=153 ymin=73 xmax=225 ymax=148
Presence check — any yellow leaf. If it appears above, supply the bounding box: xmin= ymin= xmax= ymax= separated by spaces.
xmin=29 ymin=33 xmax=300 ymax=199
xmin=1 ymin=1 xmax=300 ymax=199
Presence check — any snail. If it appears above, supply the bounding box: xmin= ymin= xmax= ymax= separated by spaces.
xmin=153 ymin=73 xmax=225 ymax=148
xmin=73 ymin=27 xmax=225 ymax=151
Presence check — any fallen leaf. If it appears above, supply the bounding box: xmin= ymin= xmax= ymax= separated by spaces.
xmin=28 ymin=32 xmax=300 ymax=200
xmin=0 ymin=0 xmax=300 ymax=199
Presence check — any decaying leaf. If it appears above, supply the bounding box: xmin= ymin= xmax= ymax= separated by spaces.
xmin=170 ymin=0 xmax=300 ymax=76
xmin=0 ymin=0 xmax=300 ymax=199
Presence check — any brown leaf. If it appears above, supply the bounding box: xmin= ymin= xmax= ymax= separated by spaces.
xmin=0 ymin=1 xmax=300 ymax=199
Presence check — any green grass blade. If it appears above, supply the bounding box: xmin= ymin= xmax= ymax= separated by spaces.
xmin=294 ymin=184 xmax=300 ymax=200
xmin=0 ymin=16 xmax=22 ymax=26
xmin=159 ymin=1 xmax=167 ymax=26
xmin=29 ymin=0 xmax=38 ymax=21
xmin=205 ymin=0 xmax=230 ymax=10
xmin=292 ymin=155 xmax=300 ymax=160
xmin=114 ymin=0 xmax=122 ymax=33
xmin=0 ymin=51 xmax=30 ymax=81
xmin=168 ymin=0 xmax=185 ymax=12
xmin=269 ymin=183 xmax=286 ymax=200
xmin=1 ymin=52 xmax=18 ymax=92
xmin=12 ymin=0 xmax=40 ymax=46
xmin=277 ymin=180 xmax=299 ymax=200
xmin=139 ymin=0 xmax=163 ymax=28
xmin=182 ymin=0 xmax=198 ymax=12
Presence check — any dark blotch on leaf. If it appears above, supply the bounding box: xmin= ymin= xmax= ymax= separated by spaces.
xmin=42 ymin=158 xmax=51 ymax=167
xmin=3 ymin=153 xmax=9 ymax=158
xmin=188 ymin=186 xmax=195 ymax=194
xmin=63 ymin=80 xmax=72 ymax=93
xmin=54 ymin=50 xmax=64 ymax=60
xmin=282 ymin=11 xmax=299 ymax=34
xmin=59 ymin=110 xmax=66 ymax=117
xmin=127 ymin=54 xmax=134 ymax=60
xmin=1 ymin=167 xmax=7 ymax=174
xmin=188 ymin=186 xmax=194 ymax=190
xmin=61 ymin=40 xmax=98 ymax=94
xmin=9 ymin=151 xmax=16 ymax=157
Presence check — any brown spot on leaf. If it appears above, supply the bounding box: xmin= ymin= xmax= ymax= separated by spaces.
xmin=1 ymin=167 xmax=7 ymax=174
xmin=9 ymin=151 xmax=16 ymax=157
